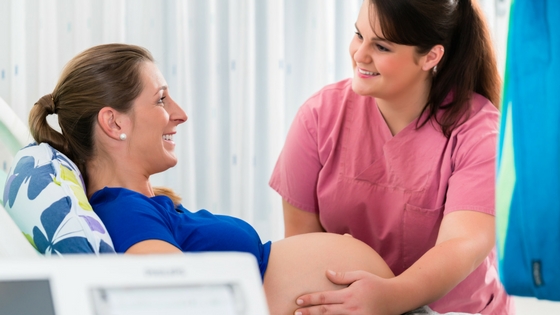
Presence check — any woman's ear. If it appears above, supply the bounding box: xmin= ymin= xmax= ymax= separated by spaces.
xmin=422 ymin=44 xmax=445 ymax=72
xmin=97 ymin=107 xmax=127 ymax=141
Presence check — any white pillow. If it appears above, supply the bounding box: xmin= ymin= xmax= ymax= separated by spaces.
xmin=3 ymin=143 xmax=115 ymax=255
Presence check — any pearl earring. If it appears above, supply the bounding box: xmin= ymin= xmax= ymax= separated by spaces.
xmin=119 ymin=133 xmax=127 ymax=141
xmin=432 ymin=65 xmax=438 ymax=75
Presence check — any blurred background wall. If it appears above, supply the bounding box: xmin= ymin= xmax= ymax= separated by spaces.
xmin=0 ymin=0 xmax=512 ymax=242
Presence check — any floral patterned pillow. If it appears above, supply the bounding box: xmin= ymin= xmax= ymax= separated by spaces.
xmin=2 ymin=143 xmax=115 ymax=255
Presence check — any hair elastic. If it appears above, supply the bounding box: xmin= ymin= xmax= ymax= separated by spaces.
xmin=37 ymin=93 xmax=56 ymax=114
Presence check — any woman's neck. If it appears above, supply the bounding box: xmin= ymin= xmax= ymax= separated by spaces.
xmin=86 ymin=157 xmax=154 ymax=199
xmin=375 ymin=81 xmax=431 ymax=136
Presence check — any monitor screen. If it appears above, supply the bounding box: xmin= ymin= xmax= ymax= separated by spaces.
xmin=0 ymin=279 xmax=56 ymax=315
xmin=90 ymin=284 xmax=242 ymax=315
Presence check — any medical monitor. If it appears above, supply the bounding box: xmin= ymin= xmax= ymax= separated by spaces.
xmin=0 ymin=252 xmax=269 ymax=315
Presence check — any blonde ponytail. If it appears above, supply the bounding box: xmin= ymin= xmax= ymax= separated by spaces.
xmin=153 ymin=187 xmax=182 ymax=207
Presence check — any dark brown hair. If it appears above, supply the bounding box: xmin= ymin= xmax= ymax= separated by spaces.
xmin=370 ymin=0 xmax=500 ymax=137
xmin=29 ymin=43 xmax=152 ymax=182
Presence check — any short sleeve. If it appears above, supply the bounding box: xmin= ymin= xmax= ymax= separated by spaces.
xmin=269 ymin=104 xmax=322 ymax=213
xmin=92 ymin=191 xmax=179 ymax=252
xmin=445 ymin=103 xmax=499 ymax=215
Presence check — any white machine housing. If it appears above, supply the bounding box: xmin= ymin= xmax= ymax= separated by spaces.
xmin=0 ymin=252 xmax=270 ymax=315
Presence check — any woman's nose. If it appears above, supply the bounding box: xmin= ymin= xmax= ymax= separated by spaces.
xmin=353 ymin=42 xmax=372 ymax=64
xmin=169 ymin=100 xmax=188 ymax=124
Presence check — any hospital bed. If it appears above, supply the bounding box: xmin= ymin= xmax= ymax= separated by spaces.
xmin=0 ymin=97 xmax=270 ymax=315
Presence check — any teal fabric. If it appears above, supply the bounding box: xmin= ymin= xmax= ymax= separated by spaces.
xmin=496 ymin=0 xmax=560 ymax=301
xmin=2 ymin=143 xmax=115 ymax=255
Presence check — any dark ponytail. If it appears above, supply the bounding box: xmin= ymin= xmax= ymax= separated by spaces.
xmin=430 ymin=0 xmax=501 ymax=136
xmin=371 ymin=0 xmax=500 ymax=137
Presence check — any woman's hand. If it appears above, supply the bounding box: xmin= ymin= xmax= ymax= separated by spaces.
xmin=293 ymin=269 xmax=396 ymax=315
xmin=292 ymin=211 xmax=496 ymax=315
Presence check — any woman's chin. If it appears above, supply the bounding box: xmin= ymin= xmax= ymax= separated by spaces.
xmin=351 ymin=79 xmax=375 ymax=97
xmin=160 ymin=154 xmax=178 ymax=171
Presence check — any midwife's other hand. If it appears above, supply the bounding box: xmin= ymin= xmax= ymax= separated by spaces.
xmin=293 ymin=269 xmax=396 ymax=315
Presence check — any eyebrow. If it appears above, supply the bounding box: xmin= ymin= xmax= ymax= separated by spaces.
xmin=354 ymin=23 xmax=388 ymax=42
xmin=153 ymin=86 xmax=168 ymax=96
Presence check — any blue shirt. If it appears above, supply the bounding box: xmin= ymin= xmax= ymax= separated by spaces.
xmin=90 ymin=187 xmax=271 ymax=279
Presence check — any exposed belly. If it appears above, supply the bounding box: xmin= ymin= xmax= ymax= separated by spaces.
xmin=263 ymin=232 xmax=394 ymax=315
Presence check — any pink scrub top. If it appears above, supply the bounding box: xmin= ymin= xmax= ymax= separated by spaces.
xmin=269 ymin=79 xmax=514 ymax=314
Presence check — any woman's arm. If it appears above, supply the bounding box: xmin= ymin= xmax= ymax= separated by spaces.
xmin=293 ymin=210 xmax=496 ymax=315
xmin=126 ymin=240 xmax=183 ymax=254
xmin=384 ymin=210 xmax=496 ymax=313
xmin=283 ymin=199 xmax=325 ymax=237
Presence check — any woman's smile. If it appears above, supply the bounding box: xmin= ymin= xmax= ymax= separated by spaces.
xmin=357 ymin=67 xmax=379 ymax=78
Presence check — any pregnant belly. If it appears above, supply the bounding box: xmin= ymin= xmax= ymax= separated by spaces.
xmin=263 ymin=232 xmax=394 ymax=315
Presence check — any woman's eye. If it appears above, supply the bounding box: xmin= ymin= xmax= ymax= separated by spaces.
xmin=354 ymin=31 xmax=363 ymax=40
xmin=158 ymin=96 xmax=166 ymax=105
xmin=376 ymin=44 xmax=390 ymax=52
